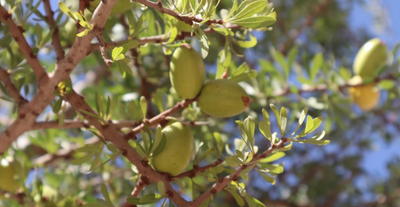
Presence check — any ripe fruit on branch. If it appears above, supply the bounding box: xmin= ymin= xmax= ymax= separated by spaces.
xmin=151 ymin=122 xmax=194 ymax=176
xmin=170 ymin=44 xmax=206 ymax=99
xmin=348 ymin=76 xmax=380 ymax=111
xmin=0 ymin=162 xmax=19 ymax=196
xmin=87 ymin=0 xmax=134 ymax=16
xmin=198 ymin=79 xmax=250 ymax=118
xmin=353 ymin=38 xmax=388 ymax=79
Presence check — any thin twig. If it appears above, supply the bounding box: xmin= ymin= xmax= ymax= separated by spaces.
xmin=123 ymin=176 xmax=150 ymax=207
xmin=191 ymin=139 xmax=289 ymax=206
xmin=133 ymin=0 xmax=224 ymax=25
xmin=123 ymin=98 xmax=198 ymax=140
xmin=64 ymin=90 xmax=189 ymax=206
xmin=0 ymin=5 xmax=47 ymax=82
xmin=173 ymin=159 xmax=224 ymax=179
xmin=88 ymin=24 xmax=242 ymax=52
xmin=96 ymin=34 xmax=113 ymax=66
xmin=0 ymin=68 xmax=28 ymax=106
xmin=43 ymin=0 xmax=65 ymax=60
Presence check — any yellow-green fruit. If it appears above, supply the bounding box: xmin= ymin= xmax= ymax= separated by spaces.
xmin=349 ymin=76 xmax=380 ymax=111
xmin=151 ymin=122 xmax=194 ymax=176
xmin=353 ymin=38 xmax=387 ymax=79
xmin=0 ymin=163 xmax=19 ymax=193
xmin=88 ymin=0 xmax=134 ymax=16
xmin=198 ymin=79 xmax=250 ymax=118
xmin=176 ymin=21 xmax=192 ymax=32
xmin=170 ymin=44 xmax=206 ymax=99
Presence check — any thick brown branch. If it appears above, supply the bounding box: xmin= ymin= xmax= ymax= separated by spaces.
xmin=0 ymin=0 xmax=121 ymax=154
xmin=43 ymin=0 xmax=65 ymax=60
xmin=123 ymin=98 xmax=197 ymax=140
xmin=64 ymin=90 xmax=189 ymax=206
xmin=0 ymin=5 xmax=47 ymax=81
xmin=174 ymin=159 xmax=224 ymax=179
xmin=191 ymin=140 xmax=288 ymax=206
xmin=0 ymin=68 xmax=28 ymax=106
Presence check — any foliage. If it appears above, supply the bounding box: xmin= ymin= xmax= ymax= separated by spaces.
xmin=0 ymin=0 xmax=399 ymax=206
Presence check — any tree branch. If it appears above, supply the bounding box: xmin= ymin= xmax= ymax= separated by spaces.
xmin=174 ymin=159 xmax=224 ymax=179
xmin=0 ymin=0 xmax=122 ymax=154
xmin=123 ymin=98 xmax=197 ymax=140
xmin=0 ymin=68 xmax=28 ymax=106
xmin=64 ymin=90 xmax=189 ymax=206
xmin=191 ymin=139 xmax=289 ymax=206
xmin=133 ymin=0 xmax=223 ymax=25
xmin=0 ymin=5 xmax=47 ymax=82
xmin=123 ymin=175 xmax=150 ymax=207
xmin=89 ymin=24 xmax=241 ymax=52
xmin=43 ymin=0 xmax=65 ymax=60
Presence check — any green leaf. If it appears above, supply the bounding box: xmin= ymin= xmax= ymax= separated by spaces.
xmin=310 ymin=53 xmax=323 ymax=81
xmin=279 ymin=107 xmax=287 ymax=137
xmin=139 ymin=193 xmax=164 ymax=204
xmin=140 ymin=96 xmax=147 ymax=118
xmin=244 ymin=194 xmax=256 ymax=207
xmin=157 ymin=182 xmax=165 ymax=196
xmin=152 ymin=134 xmax=167 ymax=157
xmin=90 ymin=148 xmax=102 ymax=171
xmin=378 ymin=80 xmax=396 ymax=90
xmin=151 ymin=126 xmax=162 ymax=154
xmin=259 ymin=152 xmax=285 ymax=163
xmin=288 ymin=46 xmax=298 ymax=68
xmin=304 ymin=115 xmax=313 ymax=134
xmin=243 ymin=116 xmax=256 ymax=147
xmin=225 ymin=0 xmax=238 ymax=20
xmin=112 ymin=47 xmax=125 ymax=61
xmin=225 ymin=156 xmax=240 ymax=168
xmin=258 ymin=163 xmax=284 ymax=174
xmin=70 ymin=150 xmax=97 ymax=165
xmin=229 ymin=16 xmax=276 ymax=29
xmin=213 ymin=132 xmax=223 ymax=155
xmin=230 ymin=0 xmax=268 ymax=20
xmin=52 ymin=98 xmax=62 ymax=114
xmin=271 ymin=48 xmax=289 ymax=78
xmin=35 ymin=23 xmax=42 ymax=47
xmin=225 ymin=189 xmax=245 ymax=206
xmin=256 ymin=168 xmax=276 ymax=185
xmin=101 ymin=184 xmax=113 ymax=206
xmin=194 ymin=27 xmax=210 ymax=59
xmin=274 ymin=142 xmax=292 ymax=152
xmin=232 ymin=33 xmax=257 ymax=48
xmin=212 ymin=27 xmax=234 ymax=36
xmin=58 ymin=1 xmax=77 ymax=21
xmin=270 ymin=104 xmax=281 ymax=130
xmin=259 ymin=112 xmax=272 ymax=142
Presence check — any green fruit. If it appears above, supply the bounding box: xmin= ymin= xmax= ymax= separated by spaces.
xmin=151 ymin=122 xmax=194 ymax=176
xmin=0 ymin=163 xmax=19 ymax=193
xmin=353 ymin=38 xmax=387 ymax=79
xmin=170 ymin=44 xmax=206 ymax=99
xmin=198 ymin=79 xmax=250 ymax=118
xmin=88 ymin=0 xmax=134 ymax=16
xmin=176 ymin=21 xmax=192 ymax=32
